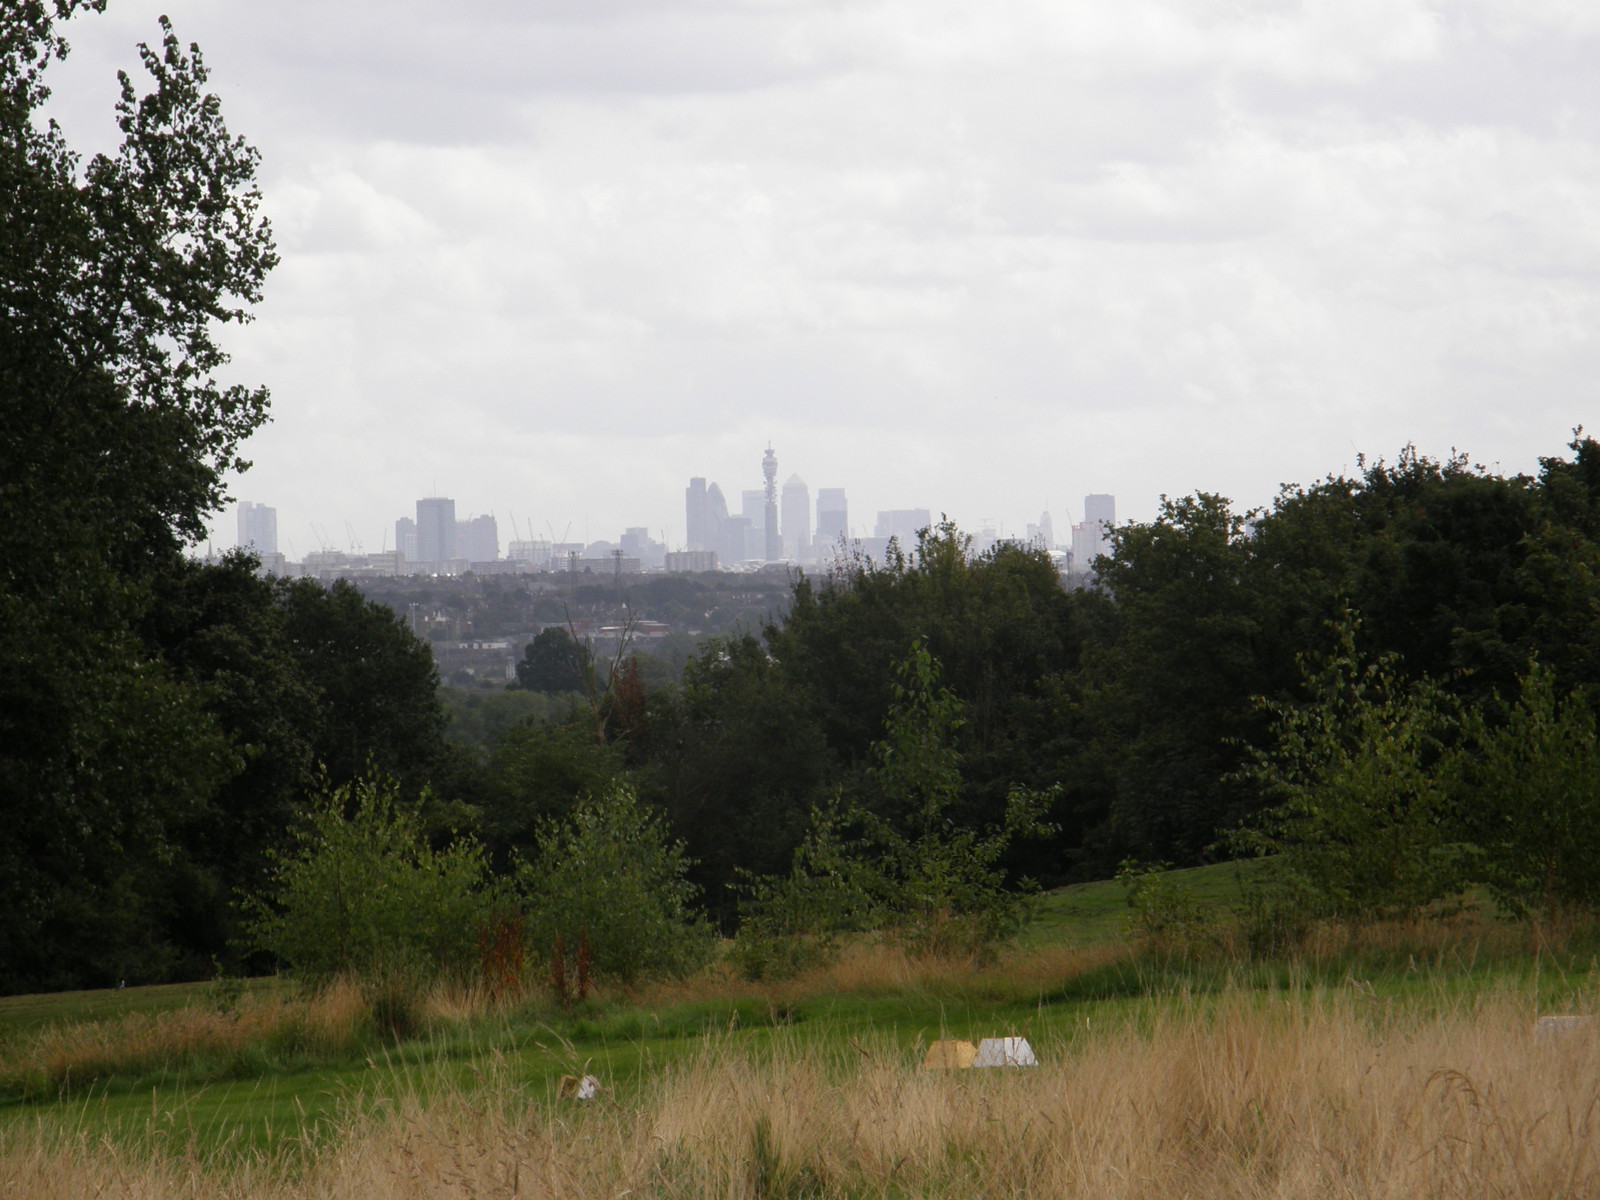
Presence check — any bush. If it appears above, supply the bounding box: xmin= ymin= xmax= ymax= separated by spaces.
xmin=241 ymin=772 xmax=499 ymax=986
xmin=733 ymin=640 xmax=1057 ymax=971
xmin=1459 ymin=662 xmax=1600 ymax=922
xmin=732 ymin=798 xmax=881 ymax=980
xmin=1232 ymin=617 xmax=1467 ymax=919
xmin=1116 ymin=860 xmax=1214 ymax=958
xmin=518 ymin=783 xmax=713 ymax=985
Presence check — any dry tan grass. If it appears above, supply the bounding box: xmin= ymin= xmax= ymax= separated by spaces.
xmin=631 ymin=937 xmax=1131 ymax=1012
xmin=8 ymin=986 xmax=1600 ymax=1198
xmin=0 ymin=976 xmax=385 ymax=1096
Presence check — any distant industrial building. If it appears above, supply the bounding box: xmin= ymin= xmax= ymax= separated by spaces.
xmin=665 ymin=550 xmax=719 ymax=573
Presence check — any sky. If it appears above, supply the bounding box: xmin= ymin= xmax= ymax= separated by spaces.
xmin=44 ymin=0 xmax=1600 ymax=556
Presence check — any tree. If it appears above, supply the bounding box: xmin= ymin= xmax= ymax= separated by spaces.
xmin=0 ymin=3 xmax=275 ymax=991
xmin=514 ymin=627 xmax=592 ymax=695
xmin=517 ymin=783 xmax=711 ymax=984
xmin=1080 ymin=493 xmax=1270 ymax=863
xmin=1458 ymin=663 xmax=1600 ymax=922
xmin=275 ymin=578 xmax=447 ymax=791
xmin=1233 ymin=617 xmax=1466 ymax=918
xmin=737 ymin=640 xmax=1056 ymax=966
xmin=242 ymin=772 xmax=496 ymax=986
xmin=861 ymin=639 xmax=1057 ymax=955
xmin=481 ymin=718 xmax=626 ymax=862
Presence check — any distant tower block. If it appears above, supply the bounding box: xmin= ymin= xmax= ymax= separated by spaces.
xmin=762 ymin=444 xmax=781 ymax=562
xmin=1072 ymin=493 xmax=1116 ymax=577
xmin=416 ymin=496 xmax=457 ymax=564
xmin=237 ymin=500 xmax=277 ymax=554
xmin=782 ymin=473 xmax=810 ymax=561
xmin=815 ymin=488 xmax=848 ymax=553
xmin=685 ymin=477 xmax=709 ymax=550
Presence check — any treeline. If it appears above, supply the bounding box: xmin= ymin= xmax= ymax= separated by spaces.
xmin=8 ymin=436 xmax=1600 ymax=992
xmin=488 ymin=437 xmax=1600 ymax=927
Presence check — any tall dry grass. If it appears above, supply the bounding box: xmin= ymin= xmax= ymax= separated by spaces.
xmin=0 ymin=976 xmax=503 ymax=1100
xmin=634 ymin=937 xmax=1132 ymax=1011
xmin=7 ymin=985 xmax=1600 ymax=1198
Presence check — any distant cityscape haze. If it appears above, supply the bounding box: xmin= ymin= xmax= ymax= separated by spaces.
xmin=233 ymin=445 xmax=1115 ymax=580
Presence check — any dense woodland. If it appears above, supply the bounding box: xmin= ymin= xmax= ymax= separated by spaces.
xmin=7 ymin=4 xmax=1600 ymax=994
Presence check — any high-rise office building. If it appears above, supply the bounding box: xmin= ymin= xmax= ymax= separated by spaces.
xmin=815 ymin=488 xmax=848 ymax=551
xmin=237 ymin=501 xmax=277 ymax=554
xmin=395 ymin=517 xmax=418 ymax=561
xmin=875 ymin=508 xmax=932 ymax=545
xmin=781 ymin=474 xmax=809 ymax=561
xmin=685 ymin=477 xmax=709 ymax=551
xmin=721 ymin=515 xmax=754 ymax=564
xmin=1084 ymin=494 xmax=1115 ymax=531
xmin=416 ymin=496 xmax=456 ymax=564
xmin=1072 ymin=494 xmax=1116 ymax=576
xmin=1029 ymin=510 xmax=1056 ymax=550
xmin=459 ymin=513 xmax=499 ymax=563
xmin=705 ymin=482 xmax=729 ymax=527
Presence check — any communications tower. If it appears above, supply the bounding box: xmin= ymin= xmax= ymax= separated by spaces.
xmin=762 ymin=444 xmax=781 ymax=561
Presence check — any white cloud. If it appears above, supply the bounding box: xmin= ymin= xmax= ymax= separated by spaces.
xmin=38 ymin=0 xmax=1600 ymax=548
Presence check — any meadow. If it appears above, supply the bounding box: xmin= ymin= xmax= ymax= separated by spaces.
xmin=5 ymin=865 xmax=1600 ymax=1198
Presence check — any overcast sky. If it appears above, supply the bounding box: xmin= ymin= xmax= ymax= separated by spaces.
xmin=46 ymin=0 xmax=1600 ymax=555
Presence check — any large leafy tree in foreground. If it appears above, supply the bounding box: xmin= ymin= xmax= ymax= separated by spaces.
xmin=0 ymin=2 xmax=276 ymax=991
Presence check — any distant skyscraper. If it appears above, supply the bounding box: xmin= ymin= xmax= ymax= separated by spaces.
xmin=704 ymin=482 xmax=731 ymax=561
xmin=762 ymin=445 xmax=781 ymax=562
xmin=1072 ymin=493 xmax=1116 ymax=576
xmin=721 ymin=515 xmax=754 ymax=564
xmin=741 ymin=489 xmax=765 ymax=524
xmin=781 ymin=474 xmax=809 ymax=561
xmin=459 ymin=513 xmax=499 ymax=563
xmin=685 ymin=477 xmax=709 ymax=550
xmin=1030 ymin=509 xmax=1055 ymax=549
xmin=1084 ymin=494 xmax=1116 ymax=531
xmin=395 ymin=516 xmax=418 ymax=561
xmin=815 ymin=488 xmax=848 ymax=551
xmin=236 ymin=501 xmax=277 ymax=554
xmin=705 ymin=482 xmax=729 ymax=526
xmin=416 ymin=496 xmax=456 ymax=564
xmin=875 ymin=508 xmax=932 ymax=545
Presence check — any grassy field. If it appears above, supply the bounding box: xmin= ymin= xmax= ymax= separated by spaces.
xmin=5 ymin=864 xmax=1600 ymax=1196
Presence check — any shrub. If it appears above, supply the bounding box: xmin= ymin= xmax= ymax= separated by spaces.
xmin=1116 ymin=860 xmax=1213 ymax=958
xmin=241 ymin=772 xmax=499 ymax=987
xmin=1231 ymin=617 xmax=1468 ymax=919
xmin=734 ymin=639 xmax=1057 ymax=971
xmin=1458 ymin=662 xmax=1600 ymax=922
xmin=518 ymin=783 xmax=713 ymax=985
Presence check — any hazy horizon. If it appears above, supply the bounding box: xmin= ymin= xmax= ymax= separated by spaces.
xmin=45 ymin=0 xmax=1600 ymax=553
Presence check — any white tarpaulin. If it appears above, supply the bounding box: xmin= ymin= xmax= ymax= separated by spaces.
xmin=972 ymin=1037 xmax=1037 ymax=1067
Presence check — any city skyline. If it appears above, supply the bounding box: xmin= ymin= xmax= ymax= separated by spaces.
xmin=231 ymin=445 xmax=1118 ymax=568
xmin=48 ymin=2 xmax=1597 ymax=560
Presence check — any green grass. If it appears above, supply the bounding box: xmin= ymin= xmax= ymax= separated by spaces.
xmin=7 ymin=860 xmax=1599 ymax=1161
xmin=0 ymin=978 xmax=286 ymax=1043
xmin=1019 ymin=856 xmax=1282 ymax=949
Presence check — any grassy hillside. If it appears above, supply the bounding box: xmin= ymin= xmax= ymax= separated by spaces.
xmin=4 ymin=862 xmax=1599 ymax=1191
